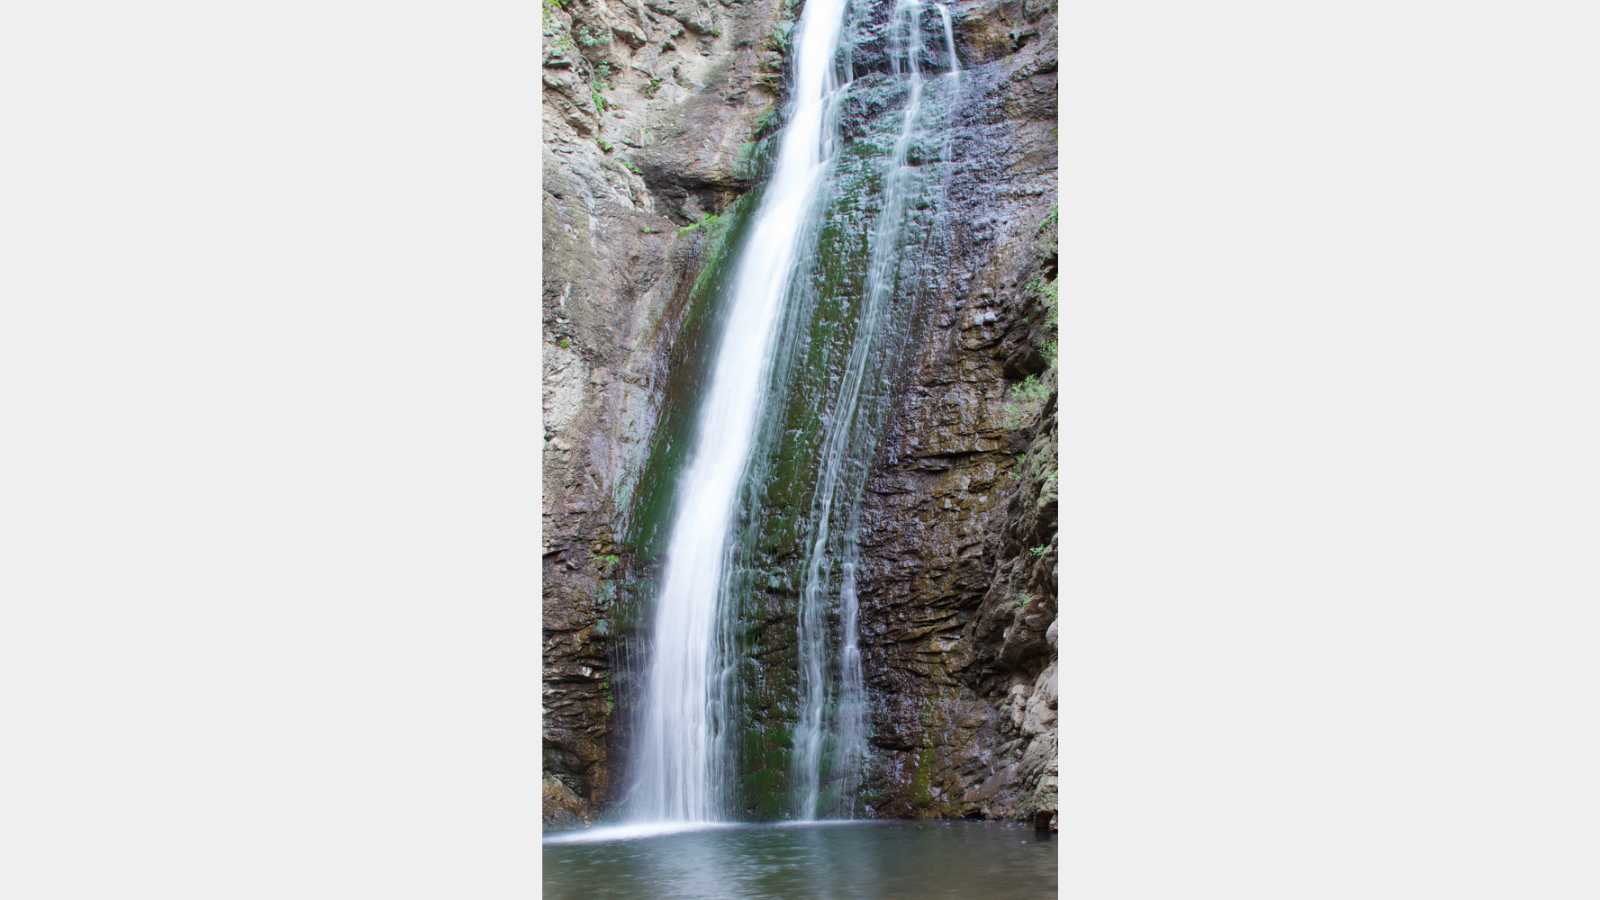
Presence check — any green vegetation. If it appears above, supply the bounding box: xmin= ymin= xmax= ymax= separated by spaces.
xmin=1030 ymin=544 xmax=1049 ymax=558
xmin=596 ymin=553 xmax=621 ymax=572
xmin=752 ymin=105 xmax=779 ymax=137
xmin=1005 ymin=218 xmax=1061 ymax=427
xmin=590 ymin=64 xmax=613 ymax=113
xmin=642 ymin=76 xmax=664 ymax=98
xmin=596 ymin=137 xmax=613 ymax=153
xmin=735 ymin=141 xmax=759 ymax=178
xmin=541 ymin=0 xmax=572 ymax=57
xmin=640 ymin=224 xmax=659 ymax=234
xmin=1015 ymin=592 xmax=1033 ymax=610
xmin=764 ymin=22 xmax=793 ymax=54
xmin=912 ymin=745 xmax=935 ymax=808
xmin=1004 ymin=372 xmax=1052 ymax=427
xmin=557 ymin=336 xmax=570 ymax=350
xmin=676 ymin=210 xmax=723 ymax=237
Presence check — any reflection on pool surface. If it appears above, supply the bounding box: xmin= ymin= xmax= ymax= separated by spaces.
xmin=543 ymin=819 xmax=1057 ymax=899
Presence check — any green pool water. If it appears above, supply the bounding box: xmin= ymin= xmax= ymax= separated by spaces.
xmin=542 ymin=820 xmax=1057 ymax=899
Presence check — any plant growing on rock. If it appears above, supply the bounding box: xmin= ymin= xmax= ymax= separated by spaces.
xmin=764 ymin=22 xmax=793 ymax=54
xmin=752 ymin=105 xmax=779 ymax=136
xmin=676 ymin=210 xmax=722 ymax=237
xmin=1004 ymin=373 xmax=1051 ymax=427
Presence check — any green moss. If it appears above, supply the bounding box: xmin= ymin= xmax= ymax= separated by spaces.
xmin=912 ymin=745 xmax=935 ymax=808
xmin=736 ymin=720 xmax=796 ymax=819
xmin=752 ymin=104 xmax=779 ymax=137
xmin=622 ymin=191 xmax=758 ymax=565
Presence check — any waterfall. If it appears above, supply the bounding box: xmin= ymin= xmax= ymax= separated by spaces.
xmin=791 ymin=0 xmax=964 ymax=820
xmin=626 ymin=0 xmax=965 ymax=825
xmin=627 ymin=0 xmax=853 ymax=823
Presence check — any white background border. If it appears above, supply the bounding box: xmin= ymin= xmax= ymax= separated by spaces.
xmin=2 ymin=0 xmax=1596 ymax=896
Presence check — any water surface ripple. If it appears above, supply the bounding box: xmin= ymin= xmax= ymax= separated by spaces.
xmin=543 ymin=820 xmax=1057 ymax=899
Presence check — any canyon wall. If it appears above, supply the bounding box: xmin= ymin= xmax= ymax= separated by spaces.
xmin=541 ymin=0 xmax=1057 ymax=827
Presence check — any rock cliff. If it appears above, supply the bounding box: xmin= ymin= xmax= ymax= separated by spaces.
xmin=542 ymin=0 xmax=1057 ymax=827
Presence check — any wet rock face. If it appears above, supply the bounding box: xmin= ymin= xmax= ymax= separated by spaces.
xmin=542 ymin=0 xmax=793 ymax=823
xmin=544 ymin=0 xmax=1057 ymax=827
xmin=851 ymin=0 xmax=1058 ymax=823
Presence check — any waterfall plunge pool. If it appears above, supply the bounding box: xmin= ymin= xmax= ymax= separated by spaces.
xmin=542 ymin=819 xmax=1057 ymax=898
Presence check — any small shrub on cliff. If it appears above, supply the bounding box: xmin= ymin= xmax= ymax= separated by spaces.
xmin=642 ymin=76 xmax=664 ymax=98
xmin=1026 ymin=275 xmax=1059 ymax=330
xmin=1004 ymin=374 xmax=1052 ymax=427
xmin=752 ymin=105 xmax=778 ymax=137
xmin=1030 ymin=544 xmax=1048 ymax=558
xmin=1015 ymin=592 xmax=1033 ymax=610
xmin=764 ymin=22 xmax=793 ymax=54
xmin=676 ymin=211 xmax=722 ymax=237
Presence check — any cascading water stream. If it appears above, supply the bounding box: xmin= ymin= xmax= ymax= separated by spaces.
xmin=791 ymin=0 xmax=963 ymax=820
xmin=625 ymin=0 xmax=965 ymax=827
xmin=626 ymin=0 xmax=852 ymax=824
